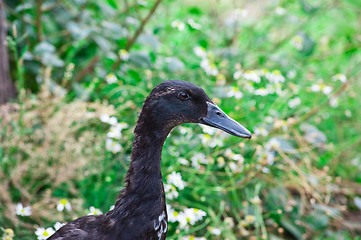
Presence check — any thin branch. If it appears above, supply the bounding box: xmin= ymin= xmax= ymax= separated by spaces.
xmin=72 ymin=55 xmax=100 ymax=83
xmin=112 ymin=0 xmax=163 ymax=70
xmin=123 ymin=0 xmax=129 ymax=14
xmin=35 ymin=0 xmax=43 ymax=42
xmin=70 ymin=0 xmax=163 ymax=83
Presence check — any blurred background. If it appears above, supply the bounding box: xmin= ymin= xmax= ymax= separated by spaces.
xmin=0 ymin=0 xmax=361 ymax=239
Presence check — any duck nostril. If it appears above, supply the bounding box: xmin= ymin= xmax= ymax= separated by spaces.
xmin=216 ymin=111 xmax=223 ymax=117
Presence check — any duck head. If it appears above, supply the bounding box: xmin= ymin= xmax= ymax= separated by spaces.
xmin=142 ymin=80 xmax=251 ymax=139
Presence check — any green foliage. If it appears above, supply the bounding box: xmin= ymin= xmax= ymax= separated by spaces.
xmin=1 ymin=0 xmax=361 ymax=239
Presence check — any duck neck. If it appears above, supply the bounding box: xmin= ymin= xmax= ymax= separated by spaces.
xmin=126 ymin=125 xmax=167 ymax=194
xmin=115 ymin=106 xmax=170 ymax=214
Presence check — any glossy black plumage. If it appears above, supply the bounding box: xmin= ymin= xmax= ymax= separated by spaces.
xmin=49 ymin=80 xmax=251 ymax=240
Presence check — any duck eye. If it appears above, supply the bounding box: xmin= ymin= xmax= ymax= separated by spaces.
xmin=178 ymin=92 xmax=190 ymax=101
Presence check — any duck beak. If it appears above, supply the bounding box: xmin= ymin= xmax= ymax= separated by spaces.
xmin=200 ymin=102 xmax=252 ymax=139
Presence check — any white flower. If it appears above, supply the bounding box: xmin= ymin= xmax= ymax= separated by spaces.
xmin=193 ymin=46 xmax=207 ymax=58
xmin=311 ymin=83 xmax=333 ymax=95
xmin=192 ymin=208 xmax=207 ymax=221
xmin=233 ymin=153 xmax=244 ymax=162
xmin=178 ymin=126 xmax=192 ymax=135
xmin=211 ymin=227 xmax=222 ymax=235
xmin=177 ymin=212 xmax=191 ymax=229
xmin=107 ymin=124 xmax=123 ymax=139
xmin=109 ymin=205 xmax=115 ymax=211
xmin=167 ymin=205 xmax=206 ymax=230
xmin=201 ymin=125 xmax=217 ymax=135
xmin=105 ymin=139 xmax=122 ymax=153
xmin=100 ymin=114 xmax=110 ymax=123
xmin=332 ymin=73 xmax=347 ymax=83
xmin=87 ymin=206 xmax=103 ymax=215
xmin=35 ymin=227 xmax=55 ymax=240
xmin=119 ymin=49 xmax=130 ymax=61
xmin=191 ymin=153 xmax=208 ymax=168
xmin=233 ymin=70 xmax=243 ymax=80
xmin=258 ymin=151 xmax=275 ymax=165
xmin=200 ymin=59 xmax=218 ymax=76
xmin=224 ymin=149 xmax=244 ymax=163
xmin=176 ymin=211 xmax=189 ymax=229
xmin=183 ymin=208 xmax=207 ymax=225
xmin=108 ymin=116 xmax=118 ymax=125
xmin=254 ymin=127 xmax=269 ymax=137
xmin=323 ymin=86 xmax=333 ymax=95
xmin=265 ymin=138 xmax=281 ymax=150
xmin=287 ymin=70 xmax=296 ymax=79
xmin=288 ymin=97 xmax=301 ymax=108
xmin=164 ymin=183 xmax=179 ymax=199
xmin=54 ymin=222 xmax=66 ymax=231
xmin=178 ymin=157 xmax=189 ymax=165
xmin=166 ymin=205 xmax=178 ymax=223
xmin=167 ymin=171 xmax=187 ymax=190
xmin=105 ymin=73 xmax=117 ymax=84
xmin=266 ymin=82 xmax=286 ymax=96
xmin=266 ymin=70 xmax=285 ymax=84
xmin=16 ymin=203 xmax=32 ymax=216
xmin=228 ymin=162 xmax=240 ymax=172
xmin=170 ymin=210 xmax=189 ymax=229
xmin=171 ymin=20 xmax=185 ymax=31
xmin=243 ymin=70 xmax=261 ymax=83
xmin=187 ymin=18 xmax=201 ymax=30
xmin=275 ymin=7 xmax=287 ymax=15
xmin=254 ymin=88 xmax=270 ymax=96
xmin=56 ymin=199 xmax=72 ymax=212
xmin=330 ymin=97 xmax=339 ymax=108
xmin=200 ymin=134 xmax=223 ymax=148
xmin=311 ymin=84 xmax=321 ymax=92
xmin=100 ymin=114 xmax=118 ymax=126
xmin=227 ymin=86 xmax=243 ymax=99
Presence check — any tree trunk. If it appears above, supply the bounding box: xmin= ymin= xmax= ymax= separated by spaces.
xmin=0 ymin=0 xmax=17 ymax=105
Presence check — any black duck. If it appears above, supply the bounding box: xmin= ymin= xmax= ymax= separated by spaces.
xmin=49 ymin=80 xmax=251 ymax=240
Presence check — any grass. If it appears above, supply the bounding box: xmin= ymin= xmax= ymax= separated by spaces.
xmin=1 ymin=0 xmax=361 ymax=239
